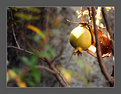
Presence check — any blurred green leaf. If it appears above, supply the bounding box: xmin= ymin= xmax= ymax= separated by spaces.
xmin=51 ymin=29 xmax=59 ymax=35
xmin=14 ymin=13 xmax=40 ymax=21
xmin=45 ymin=44 xmax=56 ymax=57
xmin=12 ymin=68 xmax=23 ymax=77
xmin=29 ymin=56 xmax=38 ymax=68
xmin=14 ymin=20 xmax=24 ymax=25
xmin=31 ymin=68 xmax=41 ymax=83
xmin=26 ymin=77 xmax=35 ymax=86
xmin=7 ymin=7 xmax=11 ymax=12
xmin=33 ymin=34 xmax=42 ymax=42
xmin=39 ymin=51 xmax=51 ymax=59
xmin=16 ymin=7 xmax=41 ymax=13
xmin=75 ymin=57 xmax=85 ymax=69
xmin=21 ymin=56 xmax=30 ymax=66
xmin=66 ymin=69 xmax=76 ymax=76
xmin=27 ymin=33 xmax=46 ymax=42
xmin=11 ymin=7 xmax=18 ymax=11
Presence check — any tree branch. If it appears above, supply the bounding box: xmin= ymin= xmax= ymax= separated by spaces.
xmin=102 ymin=7 xmax=114 ymax=56
xmin=35 ymin=65 xmax=56 ymax=74
xmin=91 ymin=7 xmax=114 ymax=86
xmin=10 ymin=10 xmax=20 ymax=48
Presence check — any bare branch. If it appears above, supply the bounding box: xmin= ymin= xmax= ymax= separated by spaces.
xmin=44 ymin=58 xmax=69 ymax=87
xmin=102 ymin=7 xmax=114 ymax=56
xmin=10 ymin=10 xmax=20 ymax=48
xmin=7 ymin=46 xmax=33 ymax=55
xmin=81 ymin=7 xmax=84 ymax=22
xmin=8 ymin=45 xmax=69 ymax=87
xmin=91 ymin=7 xmax=114 ymax=86
xmin=35 ymin=65 xmax=56 ymax=74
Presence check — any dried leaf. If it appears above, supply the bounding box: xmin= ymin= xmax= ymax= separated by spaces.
xmin=87 ymin=34 xmax=112 ymax=58
xmin=99 ymin=35 xmax=112 ymax=57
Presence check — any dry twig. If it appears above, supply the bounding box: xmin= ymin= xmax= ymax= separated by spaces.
xmin=91 ymin=7 xmax=114 ymax=86
xmin=10 ymin=10 xmax=20 ymax=48
xmin=102 ymin=7 xmax=114 ymax=56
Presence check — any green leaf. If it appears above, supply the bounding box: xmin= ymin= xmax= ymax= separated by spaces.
xmin=29 ymin=56 xmax=38 ymax=68
xmin=32 ymin=68 xmax=41 ymax=83
xmin=11 ymin=7 xmax=18 ymax=11
xmin=7 ymin=7 xmax=11 ymax=12
xmin=14 ymin=13 xmax=40 ymax=21
xmin=14 ymin=20 xmax=24 ymax=25
xmin=39 ymin=51 xmax=51 ymax=59
xmin=16 ymin=7 xmax=41 ymax=13
xmin=51 ymin=29 xmax=59 ymax=35
xmin=45 ymin=44 xmax=56 ymax=57
xmin=21 ymin=57 xmax=30 ymax=66
xmin=11 ymin=68 xmax=23 ymax=77
xmin=26 ymin=77 xmax=35 ymax=87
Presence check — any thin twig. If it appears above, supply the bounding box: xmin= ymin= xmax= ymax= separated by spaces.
xmin=7 ymin=46 xmax=33 ymax=55
xmin=102 ymin=7 xmax=114 ymax=56
xmin=35 ymin=65 xmax=56 ymax=74
xmin=86 ymin=50 xmax=97 ymax=58
xmin=10 ymin=10 xmax=20 ymax=48
xmin=8 ymin=45 xmax=69 ymax=87
xmin=7 ymin=45 xmax=45 ymax=62
xmin=44 ymin=58 xmax=69 ymax=87
xmin=91 ymin=7 xmax=114 ymax=86
xmin=81 ymin=7 xmax=84 ymax=22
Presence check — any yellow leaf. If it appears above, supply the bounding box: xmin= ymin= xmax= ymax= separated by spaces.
xmin=83 ymin=10 xmax=89 ymax=16
xmin=105 ymin=7 xmax=114 ymax=11
xmin=16 ymin=76 xmax=27 ymax=87
xmin=27 ymin=25 xmax=46 ymax=40
xmin=8 ymin=70 xmax=17 ymax=79
xmin=7 ymin=71 xmax=9 ymax=83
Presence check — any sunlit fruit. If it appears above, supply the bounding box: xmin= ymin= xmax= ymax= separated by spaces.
xmin=69 ymin=25 xmax=92 ymax=55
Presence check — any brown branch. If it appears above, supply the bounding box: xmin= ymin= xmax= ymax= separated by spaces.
xmin=81 ymin=7 xmax=84 ymax=22
xmin=10 ymin=10 xmax=20 ymax=48
xmin=7 ymin=46 xmax=33 ymax=55
xmin=8 ymin=45 xmax=69 ymax=87
xmin=91 ymin=7 xmax=114 ymax=86
xmin=35 ymin=65 xmax=56 ymax=74
xmin=8 ymin=10 xmax=69 ymax=87
xmin=7 ymin=45 xmax=45 ymax=62
xmin=44 ymin=58 xmax=69 ymax=87
xmin=102 ymin=7 xmax=114 ymax=56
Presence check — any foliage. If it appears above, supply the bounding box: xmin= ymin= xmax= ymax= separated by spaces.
xmin=7 ymin=7 xmax=59 ymax=87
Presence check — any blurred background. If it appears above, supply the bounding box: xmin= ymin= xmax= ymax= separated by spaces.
xmin=7 ymin=7 xmax=114 ymax=87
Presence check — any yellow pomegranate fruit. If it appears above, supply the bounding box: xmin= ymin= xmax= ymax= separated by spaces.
xmin=69 ymin=25 xmax=92 ymax=55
